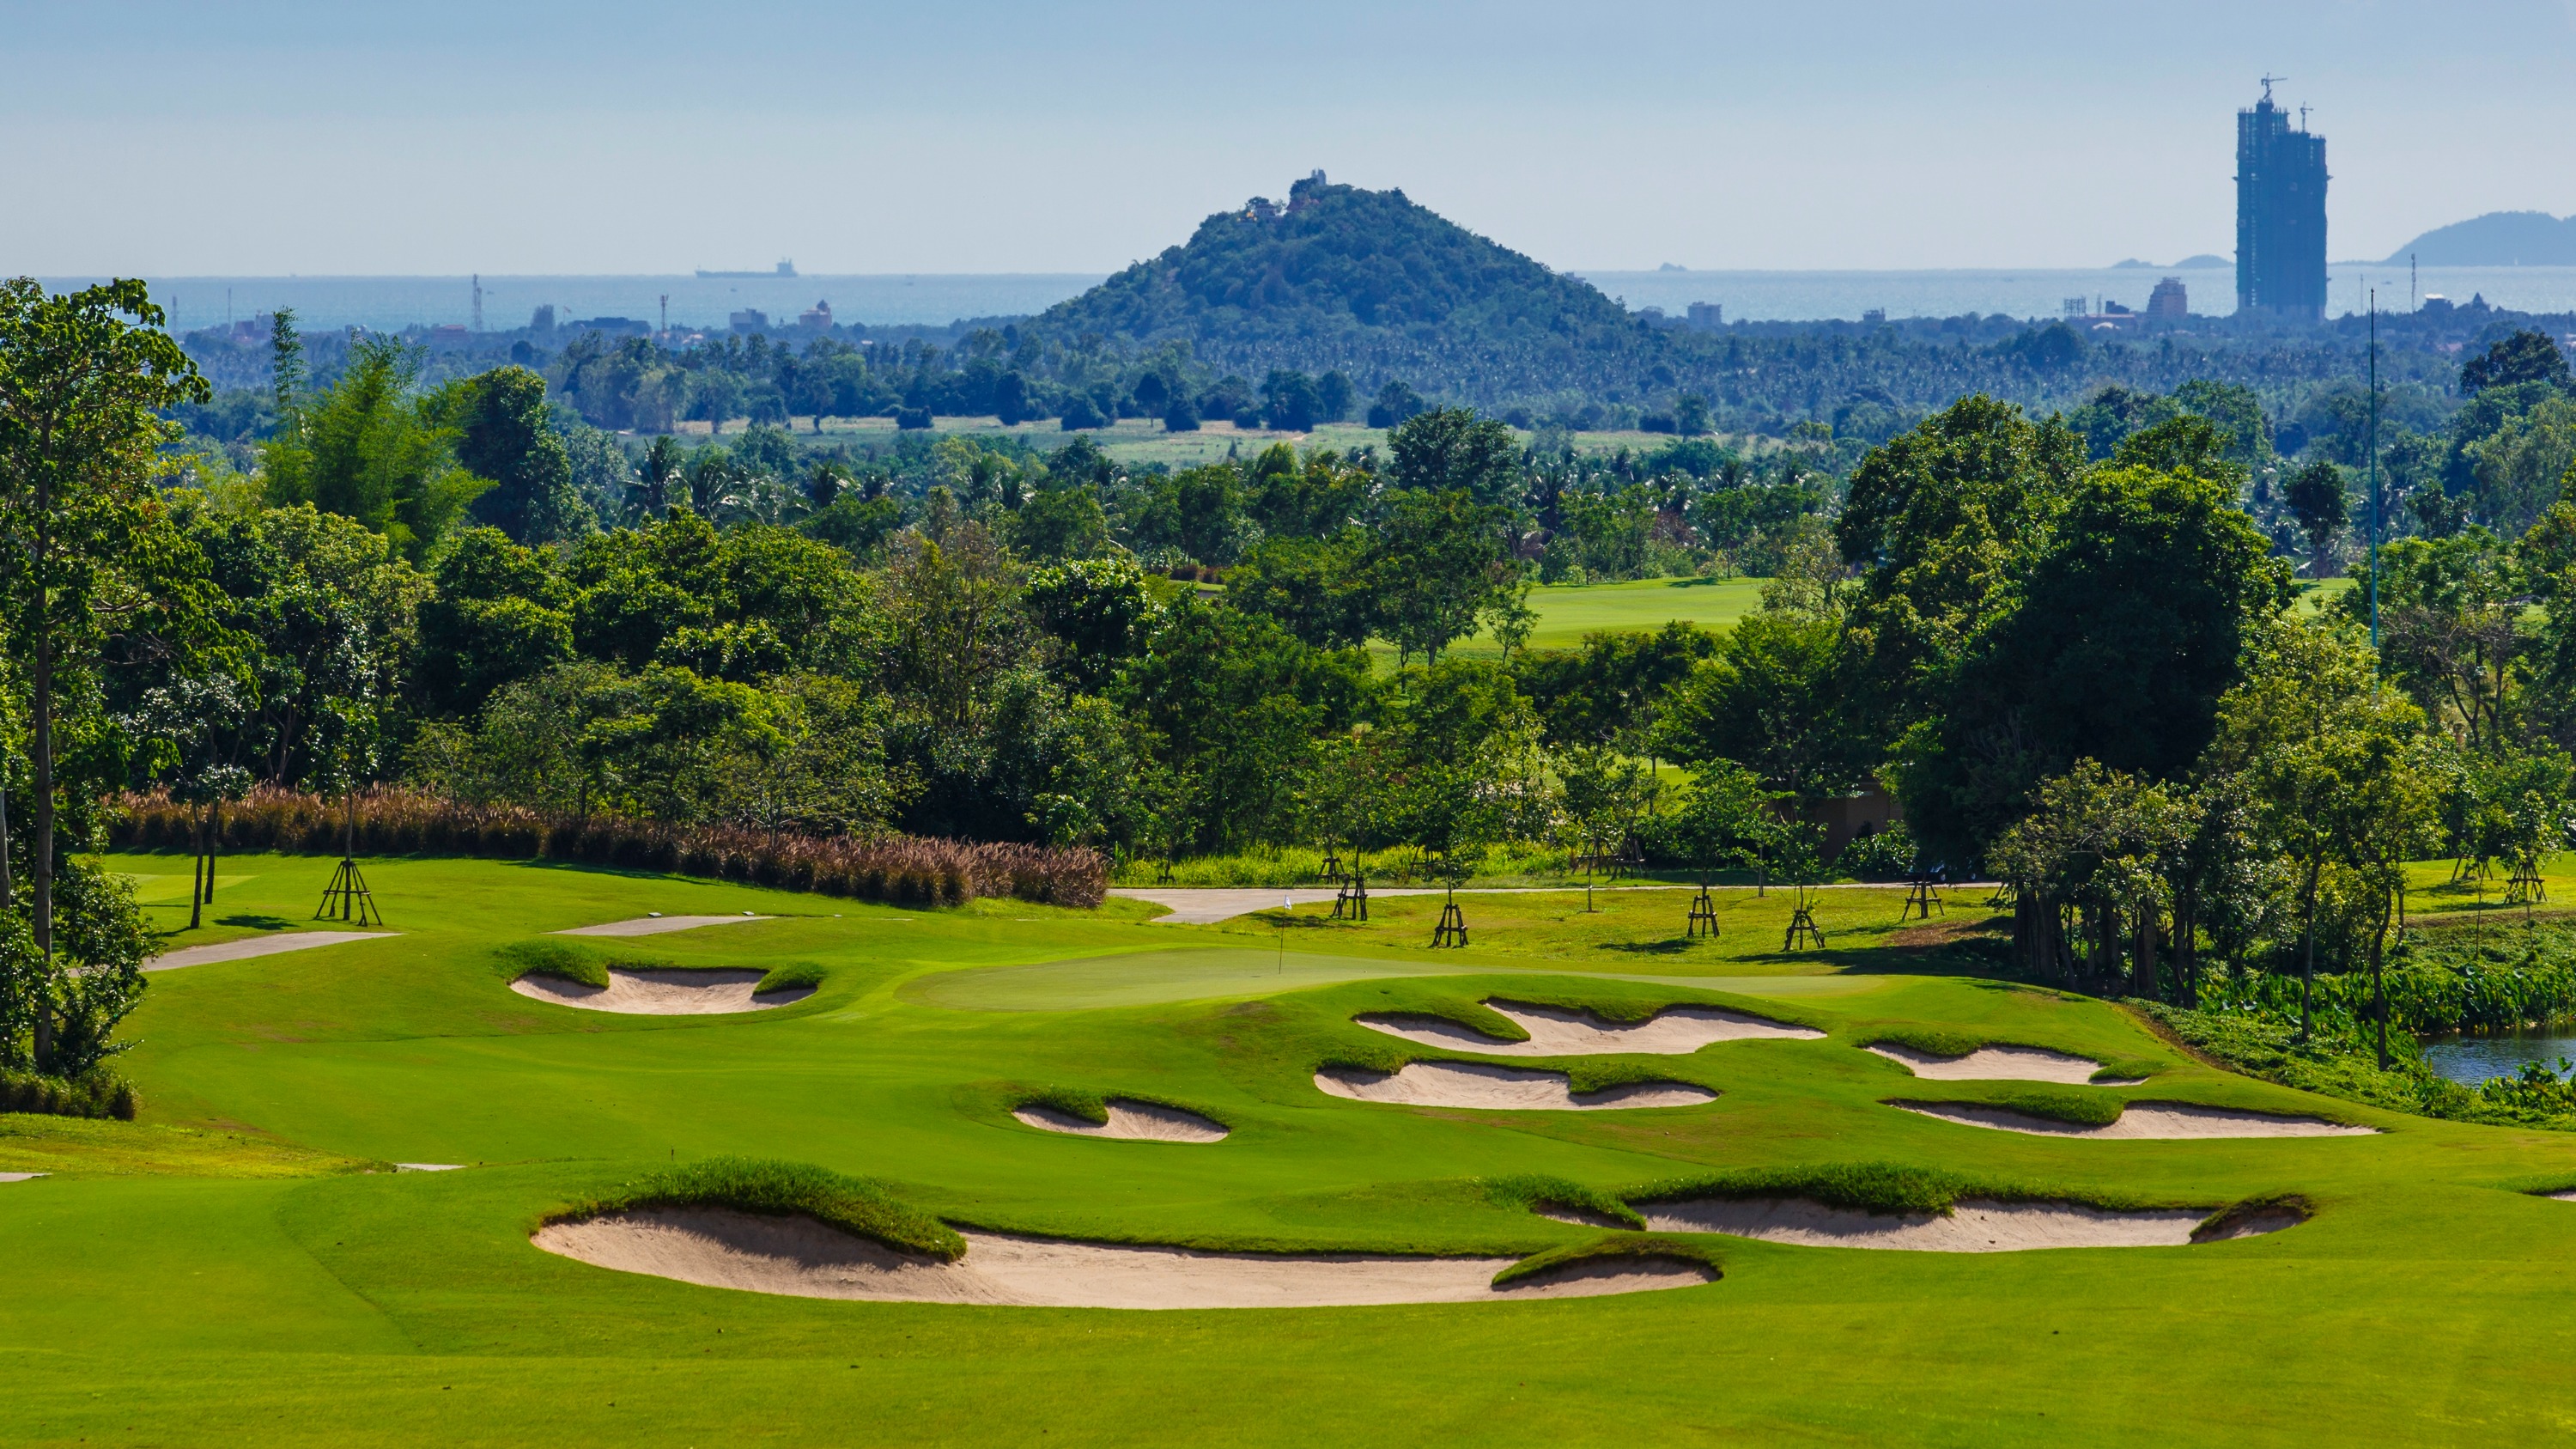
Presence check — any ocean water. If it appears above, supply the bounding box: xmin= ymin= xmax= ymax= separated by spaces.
xmin=39 ymin=265 xmax=2576 ymax=336
xmin=1577 ymin=265 xmax=2576 ymax=323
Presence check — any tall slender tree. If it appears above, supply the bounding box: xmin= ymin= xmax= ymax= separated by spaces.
xmin=0 ymin=279 xmax=205 ymax=1064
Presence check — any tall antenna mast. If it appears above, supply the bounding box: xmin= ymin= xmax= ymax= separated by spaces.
xmin=471 ymin=273 xmax=484 ymax=333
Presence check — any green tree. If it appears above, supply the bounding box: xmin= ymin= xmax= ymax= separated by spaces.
xmin=0 ymin=277 xmax=206 ymax=1075
xmin=1652 ymin=613 xmax=1865 ymax=800
xmin=2283 ymin=459 xmax=2348 ymax=579
xmin=2202 ymin=618 xmax=2438 ymax=1039
xmin=412 ymin=527 xmax=574 ymax=717
xmin=1388 ymin=408 xmax=1522 ymax=504
xmin=2461 ymin=329 xmax=2574 ymax=395
xmin=1364 ymin=489 xmax=1518 ymax=664
xmin=262 ymin=336 xmax=489 ymax=562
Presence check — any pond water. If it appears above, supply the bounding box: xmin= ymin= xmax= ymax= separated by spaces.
xmin=2419 ymin=1031 xmax=2576 ymax=1086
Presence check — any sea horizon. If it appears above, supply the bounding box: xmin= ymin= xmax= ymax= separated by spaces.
xmin=37 ymin=264 xmax=2576 ymax=336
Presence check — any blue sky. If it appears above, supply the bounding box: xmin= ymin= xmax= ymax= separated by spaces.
xmin=3 ymin=0 xmax=2568 ymax=275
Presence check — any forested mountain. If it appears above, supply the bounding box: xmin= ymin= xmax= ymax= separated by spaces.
xmin=1023 ymin=173 xmax=1642 ymax=399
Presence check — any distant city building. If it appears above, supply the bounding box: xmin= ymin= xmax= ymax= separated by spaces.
xmin=799 ymin=299 xmax=834 ymax=329
xmin=2147 ymin=277 xmax=2189 ymax=320
xmin=731 ymin=308 xmax=769 ymax=335
xmin=571 ymin=317 xmax=651 ymax=338
xmin=426 ymin=323 xmax=470 ymax=347
xmin=1685 ymin=301 xmax=1722 ymax=330
xmin=2063 ymin=296 xmax=2088 ymax=320
xmin=2236 ymin=82 xmax=2329 ymax=320
xmin=1861 ymin=307 xmax=1886 ymax=325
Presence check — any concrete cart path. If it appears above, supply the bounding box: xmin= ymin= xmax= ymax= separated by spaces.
xmin=146 ymin=931 xmax=401 ymax=972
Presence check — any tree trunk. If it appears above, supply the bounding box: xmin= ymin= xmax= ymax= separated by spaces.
xmin=2372 ymin=922 xmax=2389 ymax=1070
xmin=189 ymin=807 xmax=204 ymax=932
xmin=2132 ymin=908 xmax=2160 ymax=1002
xmin=0 ymin=750 xmax=11 ymax=910
xmin=2299 ymin=863 xmax=2320 ymax=1042
xmin=2173 ymin=886 xmax=2198 ymax=1008
xmin=205 ymin=801 xmax=221 ymax=904
xmin=2014 ymin=892 xmax=2063 ymax=982
xmin=31 ymin=442 xmax=55 ymax=1071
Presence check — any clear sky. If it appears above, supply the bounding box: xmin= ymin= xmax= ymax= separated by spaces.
xmin=3 ymin=0 xmax=2567 ymax=277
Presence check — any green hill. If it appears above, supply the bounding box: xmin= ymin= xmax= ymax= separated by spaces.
xmin=1027 ymin=172 xmax=1655 ymax=399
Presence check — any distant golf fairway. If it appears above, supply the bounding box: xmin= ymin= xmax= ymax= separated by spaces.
xmin=12 ymin=852 xmax=2576 ymax=1446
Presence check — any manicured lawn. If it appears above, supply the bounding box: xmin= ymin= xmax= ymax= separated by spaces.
xmin=11 ymin=850 xmax=2576 ymax=1445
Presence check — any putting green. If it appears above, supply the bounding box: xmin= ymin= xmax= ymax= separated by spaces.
xmin=9 ymin=849 xmax=2576 ymax=1445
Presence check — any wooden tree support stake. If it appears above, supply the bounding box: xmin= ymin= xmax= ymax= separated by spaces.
xmin=1334 ymin=873 xmax=1370 ymax=922
xmin=1783 ymin=885 xmax=1826 ymax=951
xmin=315 ymin=857 xmax=383 ymax=927
xmin=1686 ymin=880 xmax=1719 ymax=938
xmin=1431 ymin=886 xmax=1468 ymax=948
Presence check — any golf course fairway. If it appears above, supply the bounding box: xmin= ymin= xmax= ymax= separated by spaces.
xmin=12 ymin=851 xmax=2576 ymax=1446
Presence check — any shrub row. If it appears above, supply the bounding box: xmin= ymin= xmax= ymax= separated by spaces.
xmin=108 ymin=787 xmax=1108 ymax=910
xmin=1 ymin=1068 xmax=138 ymax=1121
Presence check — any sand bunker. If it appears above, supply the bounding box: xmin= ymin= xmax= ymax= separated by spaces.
xmin=534 ymin=1208 xmax=1713 ymax=1308
xmin=553 ymin=914 xmax=773 ymax=938
xmin=1315 ymin=1060 xmax=1716 ymax=1111
xmin=396 ymin=1162 xmax=465 ymax=1172
xmin=1626 ymin=1196 xmax=2295 ymax=1251
xmin=1359 ymin=1000 xmax=1821 ymax=1056
xmin=1013 ymin=1099 xmax=1229 ymax=1142
xmin=145 ymin=931 xmax=399 ymax=972
xmin=0 ymin=1172 xmax=46 ymax=1183
xmin=509 ymin=968 xmax=815 ymax=1015
xmin=1898 ymin=1100 xmax=2374 ymax=1139
xmin=2545 ymin=1190 xmax=2576 ymax=1202
xmin=1866 ymin=1043 xmax=2135 ymax=1084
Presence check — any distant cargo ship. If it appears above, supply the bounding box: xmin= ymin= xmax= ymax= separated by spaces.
xmin=696 ymin=259 xmax=797 ymax=279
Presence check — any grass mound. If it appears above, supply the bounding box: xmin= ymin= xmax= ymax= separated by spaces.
xmin=1492 ymin=1233 xmax=1724 ymax=1288
xmin=753 ymin=960 xmax=829 ymax=995
xmin=2194 ymin=1192 xmax=2313 ymax=1240
xmin=499 ymin=939 xmax=612 ymax=988
xmin=1012 ymin=1086 xmax=1111 ymax=1125
xmin=1891 ymin=1087 xmax=2127 ymax=1128
xmin=1483 ymin=1173 xmax=1648 ymax=1229
xmin=1625 ymin=1161 xmax=2175 ymax=1218
xmin=553 ymin=1157 xmax=966 ymax=1261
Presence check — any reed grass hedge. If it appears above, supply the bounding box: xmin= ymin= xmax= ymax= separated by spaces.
xmin=110 ymin=787 xmax=1108 ymax=910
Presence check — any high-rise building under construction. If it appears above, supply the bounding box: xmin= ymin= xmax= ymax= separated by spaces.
xmin=2235 ymin=81 xmax=2328 ymax=320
